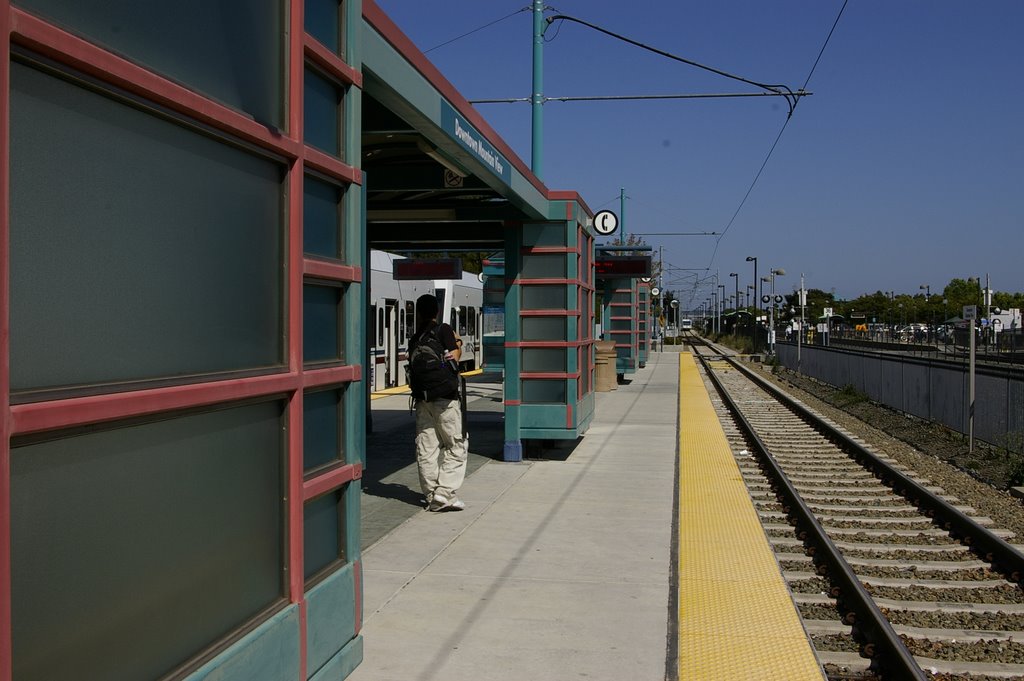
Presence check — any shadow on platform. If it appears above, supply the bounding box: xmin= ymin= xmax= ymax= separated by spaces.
xmin=361 ymin=404 xmax=506 ymax=549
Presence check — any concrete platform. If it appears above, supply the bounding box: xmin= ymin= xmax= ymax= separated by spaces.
xmin=353 ymin=352 xmax=679 ymax=680
xmin=352 ymin=347 xmax=824 ymax=680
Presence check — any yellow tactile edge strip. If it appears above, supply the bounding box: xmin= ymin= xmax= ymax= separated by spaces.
xmin=677 ymin=354 xmax=825 ymax=680
xmin=370 ymin=369 xmax=484 ymax=400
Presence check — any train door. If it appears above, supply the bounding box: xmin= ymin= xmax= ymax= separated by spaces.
xmin=372 ymin=303 xmax=386 ymax=391
xmin=465 ymin=306 xmax=478 ymax=369
xmin=384 ymin=299 xmax=398 ymax=387
xmin=370 ymin=302 xmax=379 ymax=391
xmin=398 ymin=300 xmax=415 ymax=386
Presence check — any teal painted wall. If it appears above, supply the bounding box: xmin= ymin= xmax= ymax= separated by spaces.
xmin=183 ymin=607 xmax=301 ymax=681
xmin=306 ymin=564 xmax=358 ymax=678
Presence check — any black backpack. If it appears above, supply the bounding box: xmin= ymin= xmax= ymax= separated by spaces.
xmin=408 ymin=324 xmax=459 ymax=401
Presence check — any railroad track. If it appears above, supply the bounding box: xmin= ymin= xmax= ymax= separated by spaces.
xmin=689 ymin=340 xmax=1024 ymax=681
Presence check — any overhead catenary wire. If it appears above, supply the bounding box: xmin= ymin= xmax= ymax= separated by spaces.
xmin=705 ymin=0 xmax=849 ymax=269
xmin=423 ymin=5 xmax=532 ymax=54
xmin=544 ymin=13 xmax=807 ymax=116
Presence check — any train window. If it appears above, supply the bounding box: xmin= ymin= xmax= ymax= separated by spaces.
xmin=370 ymin=304 xmax=377 ymax=347
xmin=405 ymin=301 xmax=415 ymax=339
xmin=397 ymin=303 xmax=405 ymax=346
xmin=458 ymin=306 xmax=468 ymax=336
xmin=467 ymin=307 xmax=476 ymax=336
xmin=377 ymin=307 xmax=384 ymax=347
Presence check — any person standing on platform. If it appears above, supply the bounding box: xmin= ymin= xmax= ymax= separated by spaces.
xmin=407 ymin=293 xmax=467 ymax=512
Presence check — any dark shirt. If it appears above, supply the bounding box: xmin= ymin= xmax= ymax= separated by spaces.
xmin=409 ymin=322 xmax=460 ymax=400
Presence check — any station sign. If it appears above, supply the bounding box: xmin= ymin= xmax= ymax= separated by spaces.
xmin=963 ymin=305 xmax=977 ymax=320
xmin=593 ymin=210 xmax=619 ymax=236
xmin=594 ymin=255 xmax=652 ymax=279
xmin=440 ymin=101 xmax=511 ymax=185
xmin=393 ymin=258 xmax=463 ymax=281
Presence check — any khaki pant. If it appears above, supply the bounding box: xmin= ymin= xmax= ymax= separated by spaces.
xmin=414 ymin=397 xmax=467 ymax=501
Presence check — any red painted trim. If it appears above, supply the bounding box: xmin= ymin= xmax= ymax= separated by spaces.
xmin=548 ymin=190 xmax=594 ymax=219
xmin=520 ymin=372 xmax=580 ymax=380
xmin=0 ymin=1 xmax=12 ymax=676
xmin=9 ymin=9 xmax=302 ymax=161
xmin=303 ymin=37 xmax=363 ymax=88
xmin=506 ymin=341 xmax=583 ymax=349
xmin=287 ymin=0 xmax=306 ymax=674
xmin=302 ymin=463 xmax=363 ymax=500
xmin=354 ymin=559 xmax=363 ymax=635
xmin=304 ymin=258 xmax=361 ymax=283
xmin=362 ymin=1 xmax=547 ymax=197
xmin=10 ymin=372 xmax=300 ymax=436
xmin=566 ymin=403 xmax=573 ymax=429
xmin=304 ymin=146 xmax=361 ymax=186
xmin=519 ymin=246 xmax=578 ymax=254
xmin=287 ymin=390 xmax=305 ymax=613
xmin=303 ymin=364 xmax=361 ymax=388
xmin=503 ymin=400 xmax=522 ymax=406
xmin=519 ymin=310 xmax=579 ymax=317
xmin=510 ymin=278 xmax=581 ymax=286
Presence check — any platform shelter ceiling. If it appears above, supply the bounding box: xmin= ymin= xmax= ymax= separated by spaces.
xmin=361 ymin=5 xmax=565 ymax=253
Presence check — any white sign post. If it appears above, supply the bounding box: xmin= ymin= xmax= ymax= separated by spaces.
xmin=964 ymin=305 xmax=977 ymax=453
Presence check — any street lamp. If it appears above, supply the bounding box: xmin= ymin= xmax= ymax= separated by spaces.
xmin=746 ymin=256 xmax=758 ymax=350
xmin=729 ymin=272 xmax=739 ymax=337
xmin=711 ymin=290 xmax=718 ymax=335
xmin=763 ymin=268 xmax=785 ymax=354
xmin=920 ymin=284 xmax=931 ymax=341
xmin=718 ymin=283 xmax=726 ymax=335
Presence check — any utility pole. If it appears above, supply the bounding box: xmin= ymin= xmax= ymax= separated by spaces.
xmin=620 ymin=187 xmax=626 ymax=242
xmin=659 ymin=246 xmax=664 ymax=351
xmin=531 ymin=0 xmax=544 ymax=177
xmin=799 ymin=274 xmax=806 ymax=374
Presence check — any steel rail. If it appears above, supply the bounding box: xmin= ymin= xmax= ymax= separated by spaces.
xmin=719 ymin=349 xmax=1024 ymax=584
xmin=693 ymin=345 xmax=928 ymax=680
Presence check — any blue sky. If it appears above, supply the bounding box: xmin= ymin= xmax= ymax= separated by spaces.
xmin=375 ymin=1 xmax=1023 ymax=308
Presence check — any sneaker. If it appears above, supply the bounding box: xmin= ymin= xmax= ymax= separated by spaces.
xmin=428 ymin=494 xmax=465 ymax=512
xmin=443 ymin=497 xmax=466 ymax=511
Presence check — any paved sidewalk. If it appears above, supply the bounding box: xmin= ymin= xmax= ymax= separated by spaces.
xmin=350 ymin=351 xmax=682 ymax=681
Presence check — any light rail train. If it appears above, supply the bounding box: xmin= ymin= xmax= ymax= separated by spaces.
xmin=369 ymin=250 xmax=483 ymax=391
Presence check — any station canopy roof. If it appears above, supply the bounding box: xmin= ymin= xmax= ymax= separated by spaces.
xmin=360 ymin=7 xmax=577 ymax=254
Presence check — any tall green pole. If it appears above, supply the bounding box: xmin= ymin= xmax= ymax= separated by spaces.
xmin=531 ymin=0 xmax=544 ymax=177
xmin=620 ymin=187 xmax=626 ymax=242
